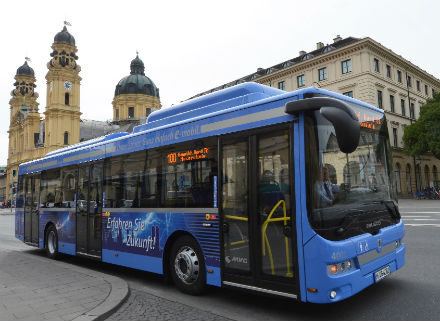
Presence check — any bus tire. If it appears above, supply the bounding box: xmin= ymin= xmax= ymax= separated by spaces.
xmin=169 ymin=235 xmax=206 ymax=295
xmin=45 ymin=225 xmax=59 ymax=259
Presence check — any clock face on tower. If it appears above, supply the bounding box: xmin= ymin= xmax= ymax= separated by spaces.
xmin=64 ymin=81 xmax=73 ymax=90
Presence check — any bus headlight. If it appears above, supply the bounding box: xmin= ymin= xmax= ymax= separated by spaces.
xmin=327 ymin=259 xmax=356 ymax=275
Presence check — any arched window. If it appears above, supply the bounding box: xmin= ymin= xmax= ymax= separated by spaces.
xmin=64 ymin=132 xmax=69 ymax=145
xmin=65 ymin=93 xmax=70 ymax=105
xmin=394 ymin=163 xmax=402 ymax=194
xmin=146 ymin=107 xmax=151 ymax=117
xmin=424 ymin=165 xmax=430 ymax=187
xmin=406 ymin=164 xmax=412 ymax=193
xmin=115 ymin=109 xmax=119 ymax=120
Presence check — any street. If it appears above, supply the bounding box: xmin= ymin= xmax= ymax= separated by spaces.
xmin=0 ymin=199 xmax=439 ymax=321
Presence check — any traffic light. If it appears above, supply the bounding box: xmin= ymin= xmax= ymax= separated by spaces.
xmin=12 ymin=170 xmax=16 ymax=177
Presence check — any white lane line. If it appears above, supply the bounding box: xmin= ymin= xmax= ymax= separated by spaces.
xmin=401 ymin=215 xmax=432 ymax=218
xmin=405 ymin=224 xmax=440 ymax=227
xmin=401 ymin=212 xmax=440 ymax=214
xmin=403 ymin=218 xmax=440 ymax=221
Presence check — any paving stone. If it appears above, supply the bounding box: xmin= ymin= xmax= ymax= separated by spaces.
xmin=106 ymin=289 xmax=233 ymax=321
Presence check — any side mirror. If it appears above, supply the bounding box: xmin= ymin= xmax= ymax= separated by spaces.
xmin=285 ymin=97 xmax=360 ymax=153
xmin=320 ymin=106 xmax=360 ymax=153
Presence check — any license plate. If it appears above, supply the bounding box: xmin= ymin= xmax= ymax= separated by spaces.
xmin=374 ymin=266 xmax=390 ymax=282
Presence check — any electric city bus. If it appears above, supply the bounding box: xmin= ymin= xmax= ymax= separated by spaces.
xmin=15 ymin=82 xmax=405 ymax=303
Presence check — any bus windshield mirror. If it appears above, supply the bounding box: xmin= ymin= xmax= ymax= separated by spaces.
xmin=285 ymin=97 xmax=360 ymax=153
xmin=320 ymin=106 xmax=360 ymax=153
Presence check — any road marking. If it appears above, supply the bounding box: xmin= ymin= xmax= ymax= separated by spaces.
xmin=405 ymin=224 xmax=440 ymax=227
xmin=401 ymin=212 xmax=440 ymax=214
xmin=401 ymin=215 xmax=432 ymax=218
xmin=404 ymin=218 xmax=440 ymax=221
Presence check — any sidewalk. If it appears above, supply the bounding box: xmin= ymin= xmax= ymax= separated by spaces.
xmin=0 ymin=248 xmax=128 ymax=321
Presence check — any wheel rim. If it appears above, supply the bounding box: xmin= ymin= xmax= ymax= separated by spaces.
xmin=174 ymin=245 xmax=200 ymax=285
xmin=48 ymin=230 xmax=56 ymax=254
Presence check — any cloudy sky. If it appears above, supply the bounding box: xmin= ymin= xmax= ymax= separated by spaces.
xmin=1 ymin=0 xmax=439 ymax=165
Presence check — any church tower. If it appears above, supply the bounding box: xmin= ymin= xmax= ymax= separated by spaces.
xmin=7 ymin=60 xmax=41 ymax=200
xmin=44 ymin=25 xmax=81 ymax=151
xmin=113 ymin=54 xmax=161 ymax=124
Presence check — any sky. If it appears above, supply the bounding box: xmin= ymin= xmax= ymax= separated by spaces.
xmin=1 ymin=0 xmax=439 ymax=165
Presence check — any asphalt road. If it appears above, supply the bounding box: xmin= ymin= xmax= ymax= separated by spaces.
xmin=1 ymin=199 xmax=439 ymax=321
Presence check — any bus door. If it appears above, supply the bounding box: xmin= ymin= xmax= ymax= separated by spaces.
xmin=76 ymin=162 xmax=103 ymax=258
xmin=24 ymin=174 xmax=40 ymax=245
xmin=220 ymin=127 xmax=297 ymax=297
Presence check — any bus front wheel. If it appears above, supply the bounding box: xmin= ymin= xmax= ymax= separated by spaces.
xmin=45 ymin=225 xmax=59 ymax=259
xmin=169 ymin=235 xmax=206 ymax=295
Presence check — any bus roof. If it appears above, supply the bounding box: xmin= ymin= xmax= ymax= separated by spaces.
xmin=19 ymin=83 xmax=383 ymax=174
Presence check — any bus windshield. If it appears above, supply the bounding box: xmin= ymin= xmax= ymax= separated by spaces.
xmin=305 ymin=102 xmax=400 ymax=241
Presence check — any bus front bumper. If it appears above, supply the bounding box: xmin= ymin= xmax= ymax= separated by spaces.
xmin=303 ymin=221 xmax=406 ymax=303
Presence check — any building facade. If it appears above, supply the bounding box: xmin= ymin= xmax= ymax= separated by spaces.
xmin=6 ymin=26 xmax=161 ymax=202
xmin=193 ymin=36 xmax=440 ymax=196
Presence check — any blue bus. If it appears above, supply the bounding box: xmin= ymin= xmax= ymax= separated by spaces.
xmin=15 ymin=82 xmax=405 ymax=303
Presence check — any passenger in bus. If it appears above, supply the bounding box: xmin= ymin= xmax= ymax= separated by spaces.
xmin=316 ymin=166 xmax=339 ymax=207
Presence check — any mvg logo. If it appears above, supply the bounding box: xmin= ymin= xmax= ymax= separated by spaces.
xmin=225 ymin=256 xmax=248 ymax=264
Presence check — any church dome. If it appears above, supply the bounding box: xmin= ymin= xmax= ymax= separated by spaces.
xmin=114 ymin=55 xmax=160 ymax=98
xmin=54 ymin=26 xmax=75 ymax=46
xmin=16 ymin=61 xmax=34 ymax=77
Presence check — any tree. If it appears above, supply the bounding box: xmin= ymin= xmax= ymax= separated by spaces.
xmin=403 ymin=92 xmax=440 ymax=160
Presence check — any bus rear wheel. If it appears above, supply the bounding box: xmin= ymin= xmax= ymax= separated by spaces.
xmin=45 ymin=225 xmax=59 ymax=259
xmin=170 ymin=235 xmax=206 ymax=295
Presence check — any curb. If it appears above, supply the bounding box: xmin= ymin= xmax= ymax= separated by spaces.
xmin=74 ymin=278 xmax=130 ymax=321
xmin=15 ymin=250 xmax=129 ymax=321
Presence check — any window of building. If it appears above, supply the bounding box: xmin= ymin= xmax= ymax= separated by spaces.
xmin=386 ymin=65 xmax=391 ymax=78
xmin=34 ymin=133 xmax=39 ymax=147
xmin=341 ymin=59 xmax=352 ymax=74
xmin=433 ymin=88 xmax=436 ymax=96
xmin=425 ymin=165 xmax=430 ymax=187
xmin=343 ymin=91 xmax=353 ymax=98
xmin=64 ymin=132 xmax=69 ymax=145
xmin=128 ymin=107 xmax=134 ymax=119
xmin=425 ymin=84 xmax=429 ymax=96
xmin=65 ymin=93 xmax=70 ymax=105
xmin=115 ymin=109 xmax=119 ymax=120
xmin=390 ymin=95 xmax=395 ymax=113
xmin=397 ymin=70 xmax=402 ymax=83
xmin=410 ymin=103 xmax=415 ymax=119
xmin=278 ymin=81 xmax=285 ymax=90
xmin=318 ymin=67 xmax=328 ymax=81
xmin=416 ymin=80 xmax=420 ymax=91
xmin=377 ymin=90 xmax=383 ymax=108
xmin=393 ymin=128 xmax=398 ymax=148
xmin=407 ymin=75 xmax=412 ymax=87
xmin=146 ymin=107 xmax=152 ymax=117
xmin=374 ymin=58 xmax=380 ymax=72
xmin=297 ymin=75 xmax=305 ymax=87
xmin=400 ymin=99 xmax=406 ymax=116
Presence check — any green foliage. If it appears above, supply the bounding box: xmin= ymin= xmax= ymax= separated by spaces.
xmin=403 ymin=92 xmax=440 ymax=159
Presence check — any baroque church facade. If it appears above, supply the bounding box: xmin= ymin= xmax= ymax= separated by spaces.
xmin=6 ymin=26 xmax=161 ymax=201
